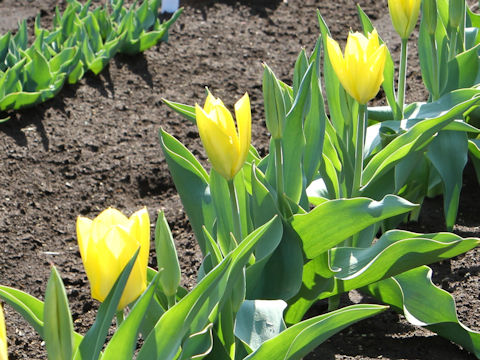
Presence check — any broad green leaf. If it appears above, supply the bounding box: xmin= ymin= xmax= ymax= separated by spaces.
xmin=282 ymin=63 xmax=313 ymax=203
xmin=246 ymin=304 xmax=387 ymax=360
xmin=159 ymin=129 xmax=214 ymax=254
xmin=366 ymin=266 xmax=480 ymax=358
xmin=102 ymin=273 xmax=160 ymax=360
xmin=178 ymin=323 xmax=214 ymax=360
xmin=291 ymin=195 xmax=417 ymax=259
xmin=327 ymin=230 xmax=479 ymax=293
xmin=74 ymin=250 xmax=139 ymax=360
xmin=44 ymin=267 xmax=74 ymax=360
xmin=234 ymin=300 xmax=287 ymax=351
xmin=443 ymin=43 xmax=480 ymax=94
xmin=304 ymin=41 xmax=327 ymax=186
xmin=286 ymin=231 xmax=479 ymax=324
xmin=427 ymin=130 xmax=468 ymax=230
xmin=362 ymin=91 xmax=480 ymax=189
xmin=137 ymin=217 xmax=281 ymax=360
xmin=23 ymin=49 xmax=52 ymax=91
xmin=247 ymin=222 xmax=302 ymax=301
xmin=0 ymin=286 xmax=44 ymax=336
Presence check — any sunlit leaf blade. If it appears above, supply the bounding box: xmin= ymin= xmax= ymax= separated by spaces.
xmin=366 ymin=266 xmax=480 ymax=358
xmin=102 ymin=273 xmax=160 ymax=360
xmin=362 ymin=91 xmax=480 ymax=189
xmin=137 ymin=217 xmax=281 ymax=360
xmin=159 ymin=128 xmax=214 ymax=254
xmin=234 ymin=300 xmax=287 ymax=351
xmin=162 ymin=99 xmax=196 ymax=123
xmin=44 ymin=267 xmax=74 ymax=360
xmin=282 ymin=63 xmax=313 ymax=203
xmin=426 ymin=130 xmax=468 ymax=230
xmin=246 ymin=304 xmax=387 ymax=360
xmin=178 ymin=323 xmax=214 ymax=360
xmin=285 ymin=230 xmax=479 ymax=324
xmin=291 ymin=195 xmax=417 ymax=259
xmin=0 ymin=286 xmax=45 ymax=336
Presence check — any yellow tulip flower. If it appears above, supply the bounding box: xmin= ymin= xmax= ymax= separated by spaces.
xmin=327 ymin=30 xmax=387 ymax=105
xmin=388 ymin=0 xmax=421 ymax=39
xmin=77 ymin=207 xmax=150 ymax=310
xmin=0 ymin=305 xmax=7 ymax=360
xmin=195 ymin=92 xmax=251 ymax=181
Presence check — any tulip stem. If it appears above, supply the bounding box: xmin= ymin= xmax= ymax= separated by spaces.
xmin=352 ymin=104 xmax=367 ymax=197
xmin=397 ymin=38 xmax=408 ymax=119
xmin=228 ymin=179 xmax=243 ymax=242
xmin=430 ymin=35 xmax=440 ymax=101
xmin=116 ymin=310 xmax=124 ymax=328
xmin=274 ymin=138 xmax=284 ymax=201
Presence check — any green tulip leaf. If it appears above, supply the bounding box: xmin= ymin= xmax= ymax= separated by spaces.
xmin=234 ymin=300 xmax=287 ymax=351
xmin=44 ymin=266 xmax=75 ymax=360
xmin=286 ymin=231 xmax=479 ymax=324
xmin=362 ymin=90 xmax=480 ymax=189
xmin=155 ymin=211 xmax=181 ymax=298
xmin=291 ymin=195 xmax=417 ymax=259
xmin=162 ymin=99 xmax=196 ymax=123
xmin=0 ymin=286 xmax=44 ymax=336
xmin=178 ymin=323 xmax=214 ymax=360
xmin=137 ymin=216 xmax=281 ymax=360
xmin=159 ymin=128 xmax=215 ymax=255
xmin=426 ymin=130 xmax=468 ymax=230
xmin=366 ymin=265 xmax=480 ymax=358
xmin=246 ymin=304 xmax=387 ymax=360
xmin=102 ymin=273 xmax=160 ymax=360
xmin=281 ymin=63 xmax=313 ymax=204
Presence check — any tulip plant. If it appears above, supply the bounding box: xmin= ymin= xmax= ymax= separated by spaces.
xmin=366 ymin=0 xmax=480 ymax=230
xmin=0 ymin=0 xmax=182 ymax=119
xmin=162 ymin=4 xmax=480 ymax=358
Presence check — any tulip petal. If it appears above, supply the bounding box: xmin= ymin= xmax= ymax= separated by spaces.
xmin=128 ymin=207 xmax=150 ymax=277
xmin=196 ymin=103 xmax=238 ymax=179
xmin=0 ymin=305 xmax=7 ymax=360
xmin=77 ymin=216 xmax=93 ymax=263
xmin=91 ymin=208 xmax=129 ymax=243
xmin=234 ymin=92 xmax=252 ymax=176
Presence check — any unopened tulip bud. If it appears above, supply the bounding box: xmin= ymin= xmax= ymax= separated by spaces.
xmin=263 ymin=64 xmax=286 ymax=140
xmin=388 ymin=0 xmax=421 ymax=39
xmin=423 ymin=0 xmax=438 ymax=36
xmin=449 ymin=0 xmax=465 ymax=29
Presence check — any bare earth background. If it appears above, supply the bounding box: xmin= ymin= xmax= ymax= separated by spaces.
xmin=0 ymin=0 xmax=479 ymax=359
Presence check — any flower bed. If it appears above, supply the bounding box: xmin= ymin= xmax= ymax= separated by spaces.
xmin=0 ymin=0 xmax=479 ymax=359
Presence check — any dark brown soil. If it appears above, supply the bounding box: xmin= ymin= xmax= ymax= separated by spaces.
xmin=0 ymin=0 xmax=478 ymax=359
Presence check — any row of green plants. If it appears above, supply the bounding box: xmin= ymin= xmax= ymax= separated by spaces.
xmin=0 ymin=0 xmax=181 ymax=119
xmin=1 ymin=0 xmax=480 ymax=359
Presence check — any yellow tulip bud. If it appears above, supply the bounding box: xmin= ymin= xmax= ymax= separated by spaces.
xmin=195 ymin=92 xmax=252 ymax=180
xmin=76 ymin=207 xmax=150 ymax=310
xmin=0 ymin=304 xmax=7 ymax=360
xmin=388 ymin=0 xmax=421 ymax=39
xmin=327 ymin=30 xmax=387 ymax=105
